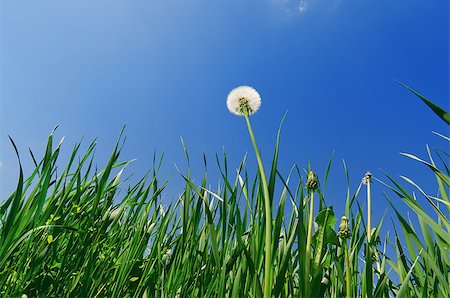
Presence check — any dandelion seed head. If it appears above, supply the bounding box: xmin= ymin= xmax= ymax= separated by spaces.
xmin=227 ymin=86 xmax=261 ymax=116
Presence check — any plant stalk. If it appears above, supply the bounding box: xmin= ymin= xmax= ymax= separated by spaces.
xmin=305 ymin=190 xmax=314 ymax=290
xmin=365 ymin=172 xmax=373 ymax=297
xmin=244 ymin=114 xmax=272 ymax=297
xmin=367 ymin=179 xmax=372 ymax=243
xmin=345 ymin=241 xmax=351 ymax=298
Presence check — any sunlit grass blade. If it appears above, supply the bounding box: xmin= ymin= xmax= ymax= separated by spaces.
xmin=398 ymin=81 xmax=450 ymax=125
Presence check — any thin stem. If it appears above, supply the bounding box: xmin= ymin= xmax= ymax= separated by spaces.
xmin=365 ymin=174 xmax=373 ymax=297
xmin=345 ymin=241 xmax=351 ymax=298
xmin=305 ymin=190 xmax=314 ymax=290
xmin=367 ymin=177 xmax=381 ymax=274
xmin=367 ymin=180 xmax=372 ymax=243
xmin=244 ymin=114 xmax=272 ymax=297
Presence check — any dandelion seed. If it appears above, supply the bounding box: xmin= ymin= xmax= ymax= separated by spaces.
xmin=227 ymin=86 xmax=261 ymax=116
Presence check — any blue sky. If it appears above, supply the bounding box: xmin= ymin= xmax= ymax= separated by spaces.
xmin=1 ymin=1 xmax=449 ymax=221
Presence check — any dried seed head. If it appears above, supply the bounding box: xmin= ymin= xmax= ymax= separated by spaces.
xmin=227 ymin=86 xmax=261 ymax=116
xmin=362 ymin=171 xmax=372 ymax=185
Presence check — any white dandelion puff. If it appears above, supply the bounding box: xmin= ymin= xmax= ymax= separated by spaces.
xmin=227 ymin=86 xmax=261 ymax=116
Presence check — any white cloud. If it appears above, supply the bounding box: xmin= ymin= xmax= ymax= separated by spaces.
xmin=272 ymin=0 xmax=342 ymax=16
xmin=299 ymin=1 xmax=309 ymax=13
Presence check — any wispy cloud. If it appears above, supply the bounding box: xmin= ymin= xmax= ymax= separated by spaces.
xmin=272 ymin=0 xmax=341 ymax=16
xmin=298 ymin=1 xmax=309 ymax=13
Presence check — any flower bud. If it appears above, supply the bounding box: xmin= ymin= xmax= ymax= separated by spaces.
xmin=306 ymin=171 xmax=319 ymax=190
xmin=338 ymin=216 xmax=351 ymax=240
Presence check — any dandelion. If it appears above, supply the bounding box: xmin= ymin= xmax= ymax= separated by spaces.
xmin=363 ymin=171 xmax=374 ymax=297
xmin=338 ymin=215 xmax=352 ymax=298
xmin=226 ymin=86 xmax=261 ymax=116
xmin=305 ymin=170 xmax=318 ymax=287
xmin=363 ymin=171 xmax=372 ymax=242
xmin=227 ymin=85 xmax=272 ymax=297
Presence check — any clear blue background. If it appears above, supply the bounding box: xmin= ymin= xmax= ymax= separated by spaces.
xmin=1 ymin=1 xmax=449 ymax=222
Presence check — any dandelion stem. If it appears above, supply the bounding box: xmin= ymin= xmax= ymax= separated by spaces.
xmin=244 ymin=114 xmax=272 ymax=297
xmin=305 ymin=190 xmax=314 ymax=290
xmin=345 ymin=241 xmax=351 ymax=298
xmin=365 ymin=172 xmax=373 ymax=297
xmin=367 ymin=178 xmax=372 ymax=243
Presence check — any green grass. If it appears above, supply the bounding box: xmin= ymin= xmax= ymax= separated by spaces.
xmin=1 ymin=86 xmax=448 ymax=297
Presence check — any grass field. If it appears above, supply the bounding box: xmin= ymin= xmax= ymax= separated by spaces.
xmin=1 ymin=86 xmax=448 ymax=297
